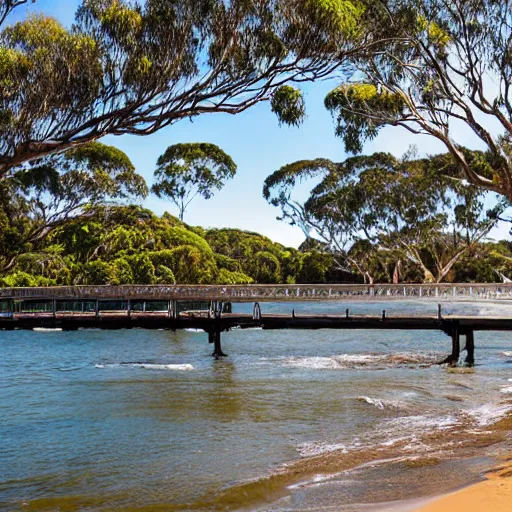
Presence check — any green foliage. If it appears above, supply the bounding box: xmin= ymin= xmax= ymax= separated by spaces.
xmin=305 ymin=0 xmax=366 ymax=36
xmin=155 ymin=265 xmax=175 ymax=285
xmin=215 ymin=269 xmax=254 ymax=285
xmin=13 ymin=141 xmax=147 ymax=225
xmin=0 ymin=271 xmax=56 ymax=287
xmin=325 ymin=84 xmax=405 ymax=154
xmin=124 ymin=254 xmax=155 ymax=284
xmin=152 ymin=143 xmax=237 ymax=221
xmin=250 ymin=251 xmax=282 ymax=283
xmin=75 ymin=259 xmax=116 ymax=285
xmin=271 ymin=86 xmax=306 ymax=127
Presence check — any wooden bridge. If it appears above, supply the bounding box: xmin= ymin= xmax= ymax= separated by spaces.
xmin=1 ymin=284 xmax=512 ymax=365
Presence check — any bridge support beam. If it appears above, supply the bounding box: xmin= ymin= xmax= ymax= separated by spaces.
xmin=465 ymin=330 xmax=475 ymax=366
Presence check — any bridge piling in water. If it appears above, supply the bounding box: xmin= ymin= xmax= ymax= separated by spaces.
xmin=209 ymin=300 xmax=227 ymax=358
xmin=465 ymin=330 xmax=475 ymax=366
xmin=439 ymin=322 xmax=460 ymax=365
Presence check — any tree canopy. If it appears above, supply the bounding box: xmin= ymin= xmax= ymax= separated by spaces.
xmin=0 ymin=141 xmax=147 ymax=273
xmin=324 ymin=0 xmax=512 ymax=200
xmin=152 ymin=143 xmax=236 ymax=221
xmin=0 ymin=0 xmax=381 ymax=175
xmin=264 ymin=150 xmax=503 ymax=283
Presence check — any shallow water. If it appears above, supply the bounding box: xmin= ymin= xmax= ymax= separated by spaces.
xmin=1 ymin=300 xmax=512 ymax=511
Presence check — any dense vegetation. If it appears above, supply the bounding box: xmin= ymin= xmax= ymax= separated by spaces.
xmin=2 ymin=197 xmax=512 ymax=287
xmin=0 ymin=204 xmax=350 ymax=287
xmin=264 ymin=149 xmax=509 ymax=284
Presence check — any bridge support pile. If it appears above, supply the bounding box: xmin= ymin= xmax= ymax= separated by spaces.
xmin=208 ymin=301 xmax=227 ymax=358
xmin=439 ymin=323 xmax=475 ymax=366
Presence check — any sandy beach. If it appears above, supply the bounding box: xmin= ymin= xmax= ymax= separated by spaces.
xmin=413 ymin=459 xmax=512 ymax=512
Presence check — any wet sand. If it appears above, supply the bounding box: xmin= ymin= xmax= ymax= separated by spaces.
xmin=412 ymin=458 xmax=512 ymax=512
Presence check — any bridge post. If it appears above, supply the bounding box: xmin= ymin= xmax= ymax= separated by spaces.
xmin=440 ymin=323 xmax=460 ymax=365
xmin=208 ymin=301 xmax=227 ymax=358
xmin=465 ymin=330 xmax=475 ymax=366
xmin=127 ymin=299 xmax=131 ymax=319
xmin=253 ymin=302 xmax=261 ymax=321
xmin=95 ymin=300 xmax=100 ymax=320
xmin=168 ymin=300 xmax=178 ymax=320
xmin=212 ymin=329 xmax=226 ymax=358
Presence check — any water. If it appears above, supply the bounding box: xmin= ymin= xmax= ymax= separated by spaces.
xmin=1 ymin=301 xmax=512 ymax=512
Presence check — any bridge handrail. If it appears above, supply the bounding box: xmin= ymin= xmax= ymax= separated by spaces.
xmin=1 ymin=283 xmax=512 ymax=301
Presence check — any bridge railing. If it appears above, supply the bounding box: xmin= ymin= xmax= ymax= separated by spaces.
xmin=1 ymin=283 xmax=512 ymax=301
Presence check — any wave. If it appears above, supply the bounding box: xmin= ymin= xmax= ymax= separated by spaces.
xmin=95 ymin=363 xmax=194 ymax=371
xmin=502 ymin=351 xmax=512 ymax=357
xmin=274 ymin=352 xmax=440 ymax=370
xmin=298 ymin=402 xmax=512 ymax=461
xmin=500 ymin=386 xmax=512 ymax=394
xmin=33 ymin=327 xmax=63 ymax=332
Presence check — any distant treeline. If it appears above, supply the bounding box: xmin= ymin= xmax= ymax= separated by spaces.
xmin=1 ymin=203 xmax=512 ymax=287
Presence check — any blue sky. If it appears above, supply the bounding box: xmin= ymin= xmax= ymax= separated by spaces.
xmin=9 ymin=1 xmax=511 ymax=247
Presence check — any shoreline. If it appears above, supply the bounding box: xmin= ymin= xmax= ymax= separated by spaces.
xmin=410 ymin=457 xmax=512 ymax=512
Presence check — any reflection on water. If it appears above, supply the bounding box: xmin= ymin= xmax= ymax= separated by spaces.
xmin=1 ymin=301 xmax=512 ymax=511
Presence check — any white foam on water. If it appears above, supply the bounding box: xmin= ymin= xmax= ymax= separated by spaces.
xmin=287 ymin=455 xmax=421 ymax=491
xmin=500 ymin=386 xmax=512 ymax=394
xmin=465 ymin=403 xmax=512 ymax=426
xmin=276 ymin=352 xmax=439 ymax=371
xmin=132 ymin=363 xmax=194 ymax=371
xmin=502 ymin=351 xmax=512 ymax=357
xmin=383 ymin=414 xmax=459 ymax=432
xmin=95 ymin=363 xmax=194 ymax=371
xmin=297 ymin=441 xmax=351 ymax=457
xmin=33 ymin=327 xmax=63 ymax=332
xmin=184 ymin=328 xmax=203 ymax=333
xmin=280 ymin=355 xmax=381 ymax=370
xmin=287 ymin=472 xmax=344 ymax=489
xmin=357 ymin=396 xmax=407 ymax=410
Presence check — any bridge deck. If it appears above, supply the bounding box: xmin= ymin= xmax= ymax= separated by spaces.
xmin=1 ymin=311 xmax=511 ymax=332
xmin=1 ymin=309 xmax=510 ymax=364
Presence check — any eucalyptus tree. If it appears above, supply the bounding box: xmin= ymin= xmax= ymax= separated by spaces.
xmin=264 ymin=151 xmax=502 ymax=283
xmin=324 ymin=0 xmax=512 ymax=200
xmin=0 ymin=142 xmax=147 ymax=271
xmin=152 ymin=143 xmax=236 ymax=221
xmin=0 ymin=0 xmax=383 ymax=176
